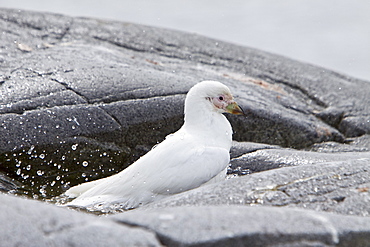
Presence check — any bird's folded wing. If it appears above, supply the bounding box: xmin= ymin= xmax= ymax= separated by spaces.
xmin=148 ymin=145 xmax=230 ymax=195
xmin=65 ymin=176 xmax=109 ymax=198
xmin=65 ymin=132 xmax=230 ymax=207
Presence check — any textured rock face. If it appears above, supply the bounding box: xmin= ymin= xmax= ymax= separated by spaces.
xmin=1 ymin=193 xmax=370 ymax=247
xmin=0 ymin=8 xmax=370 ymax=247
xmin=147 ymin=152 xmax=370 ymax=217
xmin=112 ymin=206 xmax=370 ymax=247
xmin=0 ymin=194 xmax=161 ymax=247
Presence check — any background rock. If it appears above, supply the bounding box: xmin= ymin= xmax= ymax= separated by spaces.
xmin=1 ymin=8 xmax=369 ymax=197
xmin=0 ymin=173 xmax=21 ymax=193
xmin=0 ymin=8 xmax=370 ymax=247
xmin=229 ymin=145 xmax=370 ymax=174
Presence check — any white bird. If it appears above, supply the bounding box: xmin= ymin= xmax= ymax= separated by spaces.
xmin=64 ymin=81 xmax=244 ymax=210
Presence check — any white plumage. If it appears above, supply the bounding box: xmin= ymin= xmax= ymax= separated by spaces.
xmin=65 ymin=81 xmax=244 ymax=210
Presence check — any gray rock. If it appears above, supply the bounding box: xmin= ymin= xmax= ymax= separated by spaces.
xmin=112 ymin=205 xmax=370 ymax=247
xmin=144 ymin=154 xmax=370 ymax=217
xmin=1 ymin=8 xmax=370 ymax=247
xmin=229 ymin=146 xmax=370 ymax=174
xmin=0 ymin=193 xmax=161 ymax=247
xmin=306 ymin=134 xmax=370 ymax=153
xmin=230 ymin=141 xmax=280 ymax=159
xmin=3 ymin=192 xmax=370 ymax=247
xmin=1 ymin=7 xmax=369 ymax=198
xmin=0 ymin=173 xmax=21 ymax=193
xmin=339 ymin=116 xmax=370 ymax=138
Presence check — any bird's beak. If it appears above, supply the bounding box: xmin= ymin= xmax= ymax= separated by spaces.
xmin=225 ymin=101 xmax=245 ymax=115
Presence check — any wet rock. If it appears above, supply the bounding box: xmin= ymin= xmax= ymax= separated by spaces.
xmin=1 ymin=7 xmax=369 ymax=197
xmin=0 ymin=173 xmax=21 ymax=193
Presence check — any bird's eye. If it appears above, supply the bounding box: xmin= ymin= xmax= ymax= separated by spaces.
xmin=218 ymin=96 xmax=224 ymax=101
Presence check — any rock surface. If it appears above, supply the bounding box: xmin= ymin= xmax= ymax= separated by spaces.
xmin=0 ymin=194 xmax=161 ymax=247
xmin=1 ymin=8 xmax=370 ymax=246
xmin=113 ymin=205 xmax=370 ymax=247
xmin=147 ymin=152 xmax=370 ymax=217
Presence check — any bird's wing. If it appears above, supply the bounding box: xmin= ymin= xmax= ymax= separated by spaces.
xmin=66 ymin=131 xmax=230 ymax=208
xmin=147 ymin=143 xmax=230 ymax=195
xmin=65 ymin=176 xmax=109 ymax=198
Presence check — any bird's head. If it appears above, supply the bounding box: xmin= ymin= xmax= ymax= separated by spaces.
xmin=187 ymin=81 xmax=245 ymax=116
